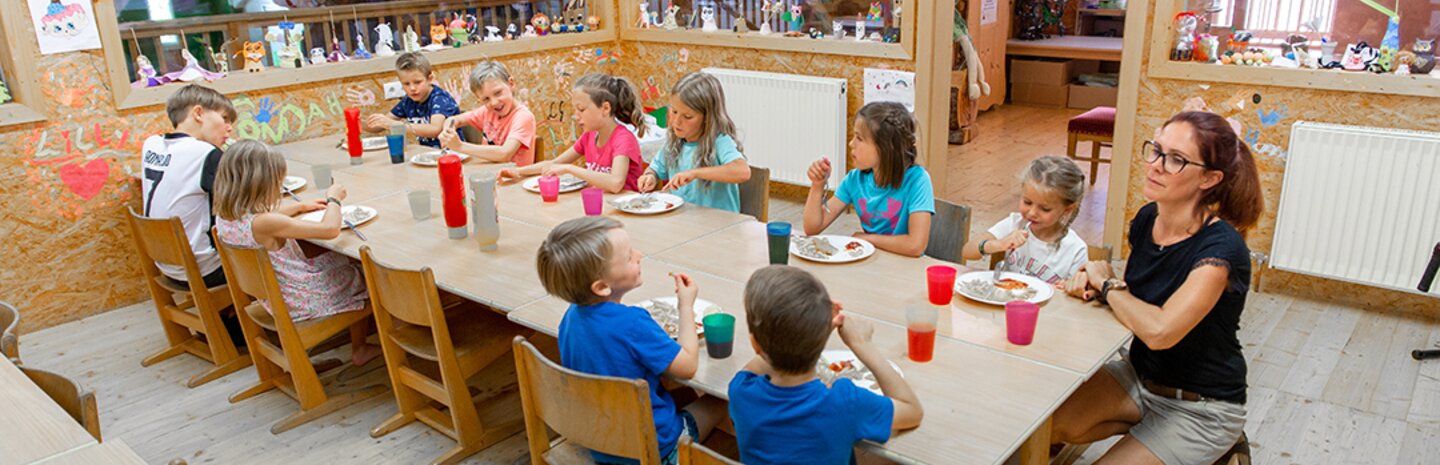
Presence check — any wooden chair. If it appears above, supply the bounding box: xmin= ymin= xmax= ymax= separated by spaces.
xmin=19 ymin=364 xmax=101 ymax=441
xmin=214 ymin=232 xmax=386 ymax=435
xmin=1 ymin=301 xmax=18 ymax=361
xmin=513 ymin=336 xmax=664 ymax=465
xmin=361 ymin=246 xmax=531 ymax=465
xmin=678 ymin=437 xmax=740 ymax=465
xmin=127 ymin=209 xmax=248 ymax=388
xmin=738 ymin=166 xmax=770 ymax=222
xmin=1066 ymin=106 xmax=1115 ymax=185
xmin=989 ymin=244 xmax=1113 ymax=270
xmin=923 ymin=200 xmax=971 ymax=263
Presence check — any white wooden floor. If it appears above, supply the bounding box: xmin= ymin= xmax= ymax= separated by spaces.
xmin=17 ymin=288 xmax=1440 ymax=464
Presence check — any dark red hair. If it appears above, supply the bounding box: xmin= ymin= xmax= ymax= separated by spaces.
xmin=1162 ymin=111 xmax=1264 ymax=234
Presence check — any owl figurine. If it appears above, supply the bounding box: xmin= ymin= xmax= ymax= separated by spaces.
xmin=1412 ymin=38 xmax=1436 ymax=74
xmin=783 ymin=4 xmax=804 ymax=33
xmin=309 ymin=47 xmax=327 ymax=65
xmin=701 ymin=6 xmax=718 ymax=32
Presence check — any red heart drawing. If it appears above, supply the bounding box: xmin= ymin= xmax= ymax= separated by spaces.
xmin=59 ymin=158 xmax=110 ymax=200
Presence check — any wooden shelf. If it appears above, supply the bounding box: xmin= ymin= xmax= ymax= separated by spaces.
xmin=1007 ymin=36 xmax=1124 ymax=61
xmin=1079 ymin=8 xmax=1126 ymax=17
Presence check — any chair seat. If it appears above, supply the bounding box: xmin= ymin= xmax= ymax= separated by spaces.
xmin=391 ymin=309 xmax=517 ymax=369
xmin=154 ymin=275 xmax=227 ymax=295
xmin=243 ymin=302 xmax=367 ymax=336
xmin=1067 ymin=106 xmax=1116 ymax=137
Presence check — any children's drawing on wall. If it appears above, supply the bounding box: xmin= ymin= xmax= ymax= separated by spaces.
xmin=31 ymin=0 xmax=101 ymax=54
xmin=21 ymin=116 xmax=169 ymax=219
xmin=232 ymin=92 xmax=346 ymax=144
xmin=344 ymin=86 xmax=377 ymax=107
xmin=863 ymin=68 xmax=915 ymax=112
xmin=1257 ymin=104 xmax=1288 ymax=127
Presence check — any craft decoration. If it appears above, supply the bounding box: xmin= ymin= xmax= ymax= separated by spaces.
xmin=484 ymin=25 xmax=503 ymax=41
xmin=265 ymin=24 xmax=304 ymax=69
xmin=587 ymin=16 xmax=600 ymax=31
xmin=403 ymin=25 xmax=421 ymax=52
xmin=164 ymin=48 xmax=226 ymax=82
xmin=1170 ymin=12 xmax=1197 ymax=61
xmin=759 ymin=0 xmax=780 ymax=35
xmin=308 ymin=47 xmax=326 ymax=65
xmin=328 ymin=37 xmax=349 ymax=62
xmin=422 ymin=23 xmax=447 ymax=51
xmin=1281 ymin=34 xmax=1307 ymax=60
xmin=1396 ymin=50 xmax=1416 ymax=75
xmin=782 ymin=4 xmax=804 ymax=34
xmin=354 ymin=34 xmax=372 ymax=58
xmin=1381 ymin=16 xmax=1400 ymax=51
xmin=374 ymin=22 xmax=396 ymax=56
xmin=807 ymin=27 xmax=822 ymax=38
xmin=952 ymin=11 xmax=990 ymax=100
xmin=131 ymin=54 xmax=164 ymax=88
xmin=637 ymin=2 xmax=653 ymax=28
xmin=855 ymin=13 xmax=866 ymax=41
xmin=1015 ymin=0 xmax=1064 ymax=40
xmin=0 ymin=77 xmax=10 ymax=104
xmin=237 ymin=41 xmax=266 ymax=73
xmin=1412 ymin=38 xmax=1436 ymax=74
xmin=867 ymin=2 xmax=884 ymax=21
xmin=832 ymin=20 xmax=844 ymax=39
xmin=565 ymin=0 xmax=587 ymax=32
xmin=701 ymin=6 xmax=718 ymax=32
xmin=662 ymin=5 xmax=680 ymax=30
xmin=1319 ymin=37 xmax=1338 ymax=68
xmin=523 ymin=24 xmax=538 ymax=37
xmin=532 ymin=13 xmax=551 ymax=36
xmin=1341 ymin=41 xmax=1378 ymax=71
xmin=735 ymin=17 xmax=749 ymax=33
xmin=507 ymin=24 xmax=519 ymax=40
xmin=448 ymin=13 xmax=470 ymax=45
xmin=1227 ymin=30 xmax=1252 ymax=54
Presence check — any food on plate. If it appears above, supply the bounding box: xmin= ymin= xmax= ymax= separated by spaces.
xmin=816 ymin=357 xmax=873 ymax=386
xmin=995 ymin=279 xmax=1029 ymax=291
xmin=957 ymin=278 xmax=1038 ymax=303
xmin=641 ymin=299 xmax=705 ymax=338
xmin=791 ymin=236 xmax=838 ymax=259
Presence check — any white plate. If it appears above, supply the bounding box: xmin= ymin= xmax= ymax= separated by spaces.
xmin=817 ymin=350 xmax=903 ymax=394
xmin=298 ymin=205 xmax=378 ymax=228
xmin=638 ymin=297 xmax=721 ymax=339
xmin=282 ymin=176 xmax=306 ymax=192
xmin=522 ymin=175 xmax=587 ymax=193
xmin=953 ymin=271 xmax=1054 ymax=306
xmin=343 ymin=136 xmax=388 ymax=152
xmin=789 ymin=235 xmax=875 ymax=263
xmin=610 ymin=193 xmax=684 ymax=215
xmin=410 ymin=151 xmax=470 ymax=167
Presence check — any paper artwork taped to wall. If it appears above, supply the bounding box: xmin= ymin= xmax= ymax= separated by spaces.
xmin=30 ymin=0 xmax=102 ymax=54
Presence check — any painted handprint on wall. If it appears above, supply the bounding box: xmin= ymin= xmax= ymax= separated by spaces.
xmin=254 ymin=97 xmax=276 ymax=123
xmin=344 ymin=87 xmax=376 ymax=107
xmin=1257 ymin=104 xmax=1288 ymax=127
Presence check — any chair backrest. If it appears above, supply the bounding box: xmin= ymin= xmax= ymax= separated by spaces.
xmin=924 ymin=200 xmax=971 ymax=263
xmin=738 ymin=166 xmax=770 ymax=222
xmin=359 ymin=246 xmax=442 ymax=328
xmin=678 ymin=437 xmax=741 ymax=465
xmin=127 ymin=208 xmax=210 ymax=288
xmin=1089 ymin=244 xmax=1113 ymax=262
xmin=459 ymin=125 xmax=484 ymax=148
xmin=212 ymin=232 xmax=301 ymax=336
xmin=0 ymin=301 xmax=18 ymax=361
xmin=20 ymin=364 xmax=101 ymax=441
xmin=512 ymin=336 xmax=661 ymax=465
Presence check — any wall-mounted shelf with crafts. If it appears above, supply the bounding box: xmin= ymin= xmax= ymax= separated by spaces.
xmin=1147 ymin=0 xmax=1440 ymax=98
xmin=619 ymin=0 xmax=914 ymax=60
xmin=0 ymin=1 xmax=48 ymax=126
xmin=96 ymin=0 xmax=617 ymax=110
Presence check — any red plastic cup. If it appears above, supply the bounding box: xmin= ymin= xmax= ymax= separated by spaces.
xmin=581 ymin=187 xmax=603 ymax=215
xmin=926 ymin=265 xmax=957 ymax=305
xmin=538 ymin=175 xmax=560 ymax=202
xmin=906 ymin=305 xmax=938 ymax=362
xmin=1005 ymin=301 xmax=1040 ymax=346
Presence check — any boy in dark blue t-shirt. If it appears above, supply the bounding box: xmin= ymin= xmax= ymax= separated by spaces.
xmin=363 ymin=52 xmax=459 ymax=148
xmin=729 ymin=266 xmax=924 ymax=465
xmin=536 ymin=217 xmax=726 ymax=465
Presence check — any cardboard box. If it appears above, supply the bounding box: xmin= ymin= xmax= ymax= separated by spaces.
xmin=1012 ymin=82 xmax=1069 ymax=107
xmin=1011 ymin=58 xmax=1101 ymax=86
xmin=1068 ymin=84 xmax=1118 ymax=109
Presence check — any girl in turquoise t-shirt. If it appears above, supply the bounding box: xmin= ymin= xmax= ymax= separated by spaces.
xmin=803 ymin=101 xmax=935 ymax=257
xmin=638 ymin=72 xmax=752 ymax=213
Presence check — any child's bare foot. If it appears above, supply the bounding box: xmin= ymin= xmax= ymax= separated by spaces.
xmin=351 ymin=343 xmax=383 ymax=366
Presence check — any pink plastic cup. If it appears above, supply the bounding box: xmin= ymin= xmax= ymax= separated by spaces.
xmin=926 ymin=265 xmax=957 ymax=306
xmin=581 ymin=187 xmax=604 ymax=216
xmin=1005 ymin=301 xmax=1040 ymax=346
xmin=538 ymin=175 xmax=560 ymax=202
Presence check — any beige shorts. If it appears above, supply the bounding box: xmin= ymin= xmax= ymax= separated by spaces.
xmin=1103 ymin=359 xmax=1247 ymax=465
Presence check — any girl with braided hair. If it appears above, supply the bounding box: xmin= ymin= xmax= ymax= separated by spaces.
xmin=499 ymin=72 xmax=647 ymax=193
xmin=963 ymin=155 xmax=1090 ymax=284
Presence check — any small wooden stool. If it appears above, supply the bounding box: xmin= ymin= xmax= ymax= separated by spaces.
xmin=1066 ymin=106 xmax=1115 ymax=185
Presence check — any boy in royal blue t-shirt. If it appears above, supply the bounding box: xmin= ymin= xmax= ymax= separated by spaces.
xmin=363 ymin=52 xmax=460 ymax=148
xmin=729 ymin=266 xmax=924 ymax=465
xmin=536 ymin=216 xmax=727 ymax=465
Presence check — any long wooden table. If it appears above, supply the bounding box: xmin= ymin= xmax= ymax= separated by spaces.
xmin=0 ymin=358 xmax=98 ymax=465
xmin=271 ymin=136 xmax=1131 ymax=465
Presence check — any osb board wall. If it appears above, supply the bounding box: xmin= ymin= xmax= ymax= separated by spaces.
xmin=1126 ymin=10 xmax=1440 ymax=316
xmin=0 ymin=28 xmax=620 ymax=333
xmin=616 ymin=41 xmax=913 ymax=198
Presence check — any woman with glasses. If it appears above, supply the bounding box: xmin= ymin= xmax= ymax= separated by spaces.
xmin=1050 ymin=111 xmax=1264 ymax=464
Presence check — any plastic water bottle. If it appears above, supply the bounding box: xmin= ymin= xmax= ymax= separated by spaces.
xmin=470 ymin=175 xmax=499 ymax=251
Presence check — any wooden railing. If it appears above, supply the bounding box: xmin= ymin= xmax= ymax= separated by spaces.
xmin=117 ymin=0 xmax=588 ymax=77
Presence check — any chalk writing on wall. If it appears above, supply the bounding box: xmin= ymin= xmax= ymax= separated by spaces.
xmin=234 ymin=93 xmax=345 ymax=144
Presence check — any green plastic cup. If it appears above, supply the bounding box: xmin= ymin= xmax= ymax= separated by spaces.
xmin=701 ymin=313 xmax=736 ymax=359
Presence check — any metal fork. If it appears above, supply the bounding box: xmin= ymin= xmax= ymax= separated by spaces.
xmin=994 ymin=220 xmax=1031 ymax=281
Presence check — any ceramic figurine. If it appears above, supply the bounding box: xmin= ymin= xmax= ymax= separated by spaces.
xmin=866 ymin=2 xmax=883 ymax=21
xmin=759 ymin=0 xmax=780 ymax=35
xmin=1412 ymin=38 xmax=1436 ymax=74
xmin=700 ymin=5 xmax=718 ymax=32
xmin=855 ymin=13 xmax=865 ymax=41
xmin=238 ymin=41 xmax=266 ymax=73
xmin=403 ymin=25 xmax=421 ymax=52
xmin=1281 ymin=33 xmax=1308 ymax=60
xmin=891 ymin=0 xmax=902 ymax=28
xmin=637 ymin=2 xmax=652 ymax=28
xmin=832 ymin=20 xmax=844 ymax=39
xmin=1374 ymin=47 xmax=1396 ymax=73
xmin=1341 ymin=41 xmax=1378 ymax=71
xmin=1381 ymin=16 xmax=1400 ymax=51
xmin=782 ymin=4 xmax=804 ymax=34
xmin=807 ymin=27 xmax=822 ymax=38
xmin=532 ymin=13 xmax=550 ymax=36
xmin=374 ymin=23 xmax=396 ymax=56
xmin=567 ymin=2 xmax=587 ymax=32
xmin=507 ymin=23 xmax=519 ymax=40
xmin=1171 ymin=12 xmax=1198 ymax=61
xmin=449 ymin=13 xmax=470 ymax=45
xmin=353 ymin=34 xmax=372 ymax=59
xmin=1396 ymin=50 xmax=1416 ymax=75
xmin=422 ymin=23 xmax=447 ymax=51
xmin=309 ymin=47 xmax=327 ymax=65
xmin=735 ymin=17 xmax=749 ymax=33
xmin=266 ymin=28 xmax=303 ymax=69
xmin=1227 ymin=30 xmax=1252 ymax=54
xmin=587 ymin=16 xmax=600 ymax=31
xmin=328 ymin=37 xmax=350 ymax=62
xmin=484 ymin=25 xmax=503 ymax=41
xmin=550 ymin=19 xmax=563 ymax=35
xmin=163 ymin=48 xmax=225 ymax=82
xmin=1319 ymin=37 xmax=1337 ymax=68
xmin=523 ymin=24 xmax=538 ymax=37
xmin=663 ymin=5 xmax=680 ymax=30
xmin=132 ymin=54 xmax=164 ymax=87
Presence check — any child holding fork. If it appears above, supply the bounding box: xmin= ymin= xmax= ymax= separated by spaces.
xmin=637 ymin=72 xmax=751 ymax=213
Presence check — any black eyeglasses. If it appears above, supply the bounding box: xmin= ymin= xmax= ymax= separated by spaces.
xmin=1143 ymin=140 xmax=1208 ymax=174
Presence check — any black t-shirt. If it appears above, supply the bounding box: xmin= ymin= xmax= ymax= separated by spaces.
xmin=1125 ymin=203 xmax=1250 ymax=403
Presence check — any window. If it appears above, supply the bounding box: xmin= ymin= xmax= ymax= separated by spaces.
xmin=0 ymin=1 xmax=46 ymax=125
xmin=1194 ymin=0 xmax=1438 ymax=49
xmin=1204 ymin=0 xmax=1338 ymax=45
xmin=633 ymin=0 xmax=902 ymax=41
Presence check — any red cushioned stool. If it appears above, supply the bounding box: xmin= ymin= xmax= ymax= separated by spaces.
xmin=1066 ymin=106 xmax=1115 ymax=185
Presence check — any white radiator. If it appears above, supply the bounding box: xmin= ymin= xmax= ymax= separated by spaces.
xmin=1271 ymin=121 xmax=1440 ymax=297
xmin=702 ymin=68 xmax=847 ymax=187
